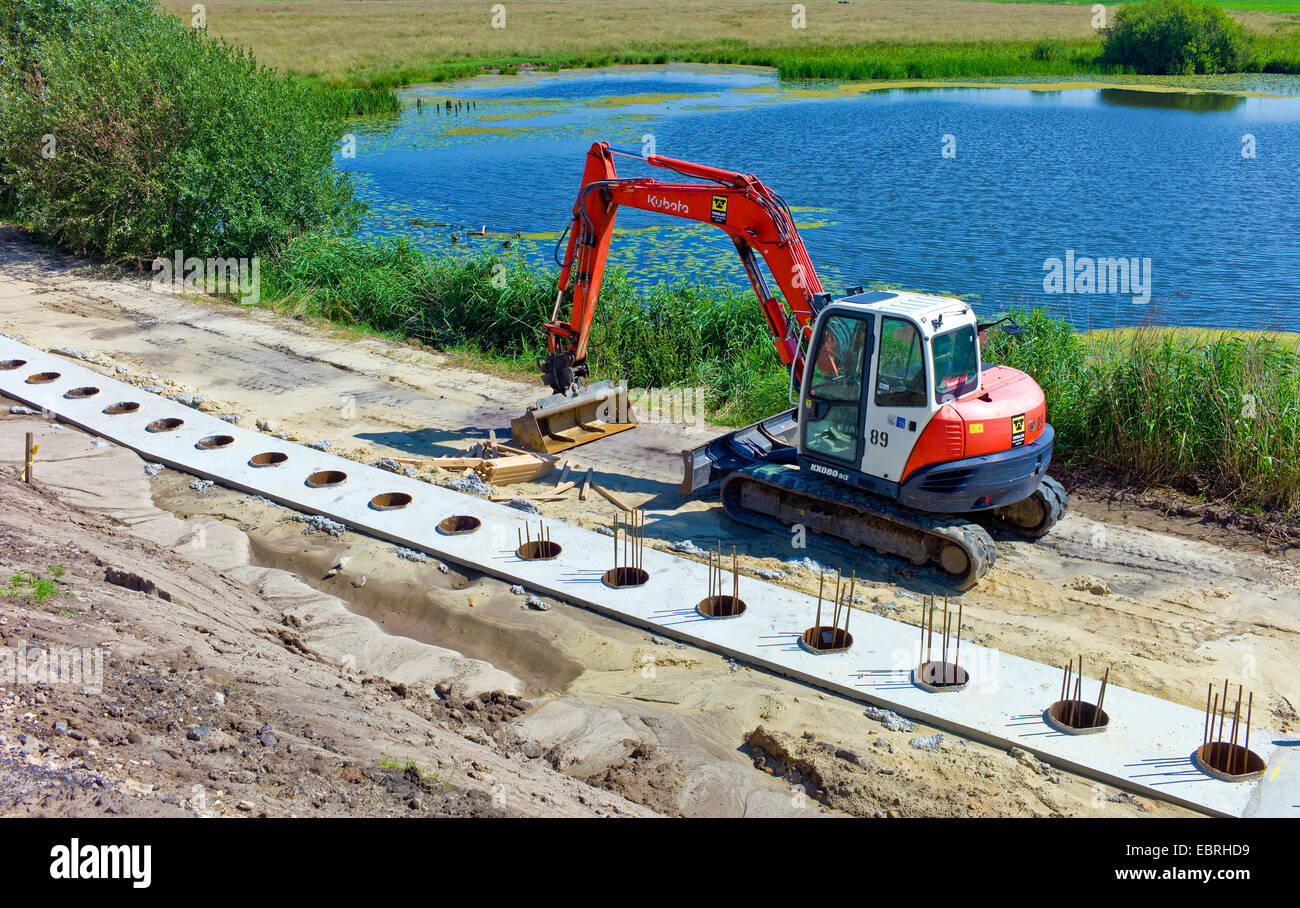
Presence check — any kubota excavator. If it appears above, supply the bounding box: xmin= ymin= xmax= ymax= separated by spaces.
xmin=510 ymin=141 xmax=1066 ymax=588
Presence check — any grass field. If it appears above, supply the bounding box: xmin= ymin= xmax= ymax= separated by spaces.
xmin=166 ymin=0 xmax=1299 ymax=86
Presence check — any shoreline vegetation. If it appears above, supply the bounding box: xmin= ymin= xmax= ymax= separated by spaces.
xmin=261 ymin=236 xmax=1300 ymax=522
xmin=1 ymin=0 xmax=1298 ymax=520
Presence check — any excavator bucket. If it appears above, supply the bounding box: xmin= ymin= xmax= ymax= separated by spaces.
xmin=509 ymin=381 xmax=639 ymax=455
xmin=679 ymin=408 xmax=799 ymax=494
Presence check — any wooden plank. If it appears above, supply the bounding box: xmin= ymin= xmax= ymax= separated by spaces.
xmin=414 ymin=457 xmax=487 ymax=470
xmin=553 ymin=461 xmax=570 ymax=489
xmin=477 ymin=452 xmax=556 ymax=486
xmin=489 ymin=494 xmax=570 ymax=502
xmin=591 ymin=481 xmax=633 ymax=512
xmin=578 ymin=468 xmax=593 ymax=501
xmin=496 ymin=442 xmax=546 ymax=458
xmin=480 ymin=454 xmax=548 ymax=471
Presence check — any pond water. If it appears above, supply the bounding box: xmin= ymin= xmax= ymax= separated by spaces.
xmin=338 ymin=65 xmax=1300 ymax=332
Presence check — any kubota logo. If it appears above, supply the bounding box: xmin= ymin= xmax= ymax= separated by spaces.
xmin=647 ymin=195 xmax=688 ymax=214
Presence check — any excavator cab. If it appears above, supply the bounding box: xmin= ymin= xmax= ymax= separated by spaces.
xmin=794 ymin=290 xmax=1054 ymax=514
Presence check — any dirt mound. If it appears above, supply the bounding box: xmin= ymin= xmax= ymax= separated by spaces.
xmin=746 ymin=726 xmax=970 ymax=818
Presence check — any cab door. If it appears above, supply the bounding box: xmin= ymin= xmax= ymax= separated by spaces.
xmin=800 ymin=311 xmax=873 ymax=469
xmin=864 ymin=315 xmax=933 ymax=484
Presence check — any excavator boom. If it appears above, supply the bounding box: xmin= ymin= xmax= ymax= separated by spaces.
xmin=543 ymin=141 xmax=826 ymax=393
xmin=513 ymin=141 xmax=833 ymax=455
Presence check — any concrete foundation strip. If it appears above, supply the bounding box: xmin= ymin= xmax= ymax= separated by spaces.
xmin=1 ymin=336 xmax=1295 ymax=817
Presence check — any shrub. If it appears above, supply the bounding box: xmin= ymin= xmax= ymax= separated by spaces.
xmin=1030 ymin=39 xmax=1068 ymax=62
xmin=1100 ymin=0 xmax=1253 ymax=75
xmin=0 ymin=0 xmax=361 ymax=261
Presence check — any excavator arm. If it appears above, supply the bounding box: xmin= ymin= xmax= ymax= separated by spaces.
xmin=540 ymin=141 xmax=827 ymax=395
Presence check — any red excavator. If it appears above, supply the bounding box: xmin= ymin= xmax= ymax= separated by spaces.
xmin=510 ymin=141 xmax=1066 ymax=588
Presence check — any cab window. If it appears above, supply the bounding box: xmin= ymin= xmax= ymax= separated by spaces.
xmin=932 ymin=325 xmax=978 ymax=401
xmin=803 ymin=315 xmax=871 ymax=464
xmin=874 ymin=317 xmax=926 ymax=408
xmin=808 ymin=316 xmax=870 ymax=401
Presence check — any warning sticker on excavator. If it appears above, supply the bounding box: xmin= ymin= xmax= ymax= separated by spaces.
xmin=710 ymin=195 xmax=728 ymax=224
xmin=1011 ymin=413 xmax=1026 ymax=447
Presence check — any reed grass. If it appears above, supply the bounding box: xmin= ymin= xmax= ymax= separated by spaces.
xmin=263 ymin=235 xmax=1300 ymax=519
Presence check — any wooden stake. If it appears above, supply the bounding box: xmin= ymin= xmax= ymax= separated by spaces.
xmin=23 ymin=432 xmax=34 ymax=484
xmin=591 ymin=481 xmax=633 ymax=512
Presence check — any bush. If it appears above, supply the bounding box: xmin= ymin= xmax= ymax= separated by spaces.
xmin=0 ymin=0 xmax=361 ymax=261
xmin=1101 ymin=0 xmax=1253 ymax=75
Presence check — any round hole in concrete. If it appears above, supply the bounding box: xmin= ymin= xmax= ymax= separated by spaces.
xmin=603 ymin=566 xmax=649 ymax=589
xmin=0 ymin=359 xmax=26 ymax=370
xmin=517 ymin=539 xmax=561 ymax=561
xmin=196 ymin=434 xmax=235 ymax=450
xmin=104 ymin=401 xmax=140 ymax=415
xmin=1044 ymin=699 xmax=1108 ymax=734
xmin=1193 ymin=742 xmax=1266 ymax=782
xmin=64 ymin=386 xmax=100 ymax=399
xmin=249 ymin=451 xmax=288 ymax=468
xmin=27 ymin=371 xmax=60 ymax=384
xmin=799 ymin=625 xmax=853 ymax=655
xmin=696 ymin=594 xmax=746 ymax=619
xmin=438 ymin=515 xmax=481 ymax=535
xmin=146 ymin=417 xmax=184 ymax=432
xmin=914 ymin=660 xmax=969 ymax=692
xmin=305 ymin=470 xmax=347 ymax=488
xmin=369 ymin=492 xmax=412 ymax=511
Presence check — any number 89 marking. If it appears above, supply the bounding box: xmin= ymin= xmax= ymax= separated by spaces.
xmin=870 ymin=429 xmax=889 ymax=447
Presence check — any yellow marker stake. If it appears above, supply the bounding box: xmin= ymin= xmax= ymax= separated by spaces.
xmin=22 ymin=442 xmax=39 ymax=482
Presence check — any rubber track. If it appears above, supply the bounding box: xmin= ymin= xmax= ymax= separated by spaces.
xmin=980 ymin=474 xmax=1068 ymax=540
xmin=720 ymin=463 xmax=996 ymax=590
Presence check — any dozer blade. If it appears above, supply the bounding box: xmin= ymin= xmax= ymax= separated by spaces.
xmin=679 ymin=408 xmax=799 ymax=495
xmin=510 ymin=380 xmax=638 ymax=455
